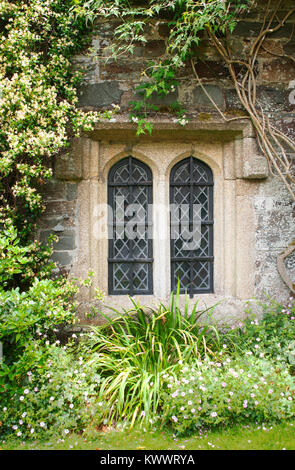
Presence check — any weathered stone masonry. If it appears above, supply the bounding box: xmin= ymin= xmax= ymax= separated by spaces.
xmin=39 ymin=1 xmax=295 ymax=323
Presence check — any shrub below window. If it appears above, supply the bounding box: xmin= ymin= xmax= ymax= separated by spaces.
xmin=162 ymin=356 xmax=295 ymax=435
xmin=221 ymin=297 xmax=295 ymax=365
xmin=0 ymin=344 xmax=103 ymax=440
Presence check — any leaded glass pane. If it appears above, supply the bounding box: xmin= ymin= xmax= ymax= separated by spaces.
xmin=170 ymin=157 xmax=214 ymax=295
xmin=108 ymin=157 xmax=153 ymax=295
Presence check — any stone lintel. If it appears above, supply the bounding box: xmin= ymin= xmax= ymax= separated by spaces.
xmin=86 ymin=118 xmax=252 ymax=144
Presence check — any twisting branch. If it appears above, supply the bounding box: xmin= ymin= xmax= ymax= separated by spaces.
xmin=205 ymin=6 xmax=295 ymax=202
xmin=197 ymin=4 xmax=295 ymax=292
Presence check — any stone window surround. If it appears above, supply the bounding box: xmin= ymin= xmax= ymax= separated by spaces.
xmin=68 ymin=118 xmax=269 ymax=314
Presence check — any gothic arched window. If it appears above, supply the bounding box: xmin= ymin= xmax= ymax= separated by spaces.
xmin=170 ymin=156 xmax=214 ymax=296
xmin=108 ymin=156 xmax=153 ymax=295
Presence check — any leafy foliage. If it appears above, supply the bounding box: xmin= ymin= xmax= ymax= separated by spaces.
xmin=0 ymin=276 xmax=78 ymax=398
xmin=73 ymin=0 xmax=252 ymax=133
xmin=0 ymin=0 xmax=113 ymax=286
xmin=81 ymin=287 xmax=220 ymax=427
xmin=221 ymin=298 xmax=295 ymax=366
xmin=162 ymin=355 xmax=295 ymax=435
xmin=0 ymin=344 xmax=102 ymax=440
xmin=0 ymin=221 xmax=57 ymax=290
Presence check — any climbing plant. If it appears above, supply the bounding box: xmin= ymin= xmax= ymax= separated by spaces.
xmin=0 ymin=0 xmax=112 ymax=288
xmin=75 ymin=0 xmax=295 ymax=203
xmin=73 ymin=0 xmax=294 ymax=292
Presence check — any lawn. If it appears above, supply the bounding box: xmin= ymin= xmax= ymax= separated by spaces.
xmin=2 ymin=420 xmax=295 ymax=451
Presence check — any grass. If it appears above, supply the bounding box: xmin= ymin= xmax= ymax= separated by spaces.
xmin=2 ymin=420 xmax=295 ymax=450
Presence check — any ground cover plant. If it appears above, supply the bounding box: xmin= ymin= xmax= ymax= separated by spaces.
xmin=2 ymin=293 xmax=295 ymax=444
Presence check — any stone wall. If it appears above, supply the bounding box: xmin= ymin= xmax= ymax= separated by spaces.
xmin=39 ymin=0 xmax=295 ymax=321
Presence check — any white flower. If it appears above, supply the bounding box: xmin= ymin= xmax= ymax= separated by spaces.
xmin=3 ymin=407 xmax=7 ymax=412
xmin=64 ymin=429 xmax=70 ymax=434
xmin=17 ymin=432 xmax=22 ymax=437
xmin=22 ymin=412 xmax=27 ymax=418
xmin=172 ymin=416 xmax=178 ymax=422
xmin=30 ymin=428 xmax=35 ymax=434
xmin=40 ymin=422 xmax=46 ymax=428
xmin=210 ymin=412 xmax=217 ymax=418
xmin=24 ymin=389 xmax=29 ymax=395
xmin=19 ymin=396 xmax=24 ymax=401
xmin=191 ymin=408 xmax=195 ymax=414
xmin=69 ymin=404 xmax=74 ymax=409
xmin=49 ymin=396 xmax=54 ymax=402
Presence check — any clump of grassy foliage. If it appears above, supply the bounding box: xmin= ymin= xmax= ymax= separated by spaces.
xmin=82 ymin=284 xmax=220 ymax=427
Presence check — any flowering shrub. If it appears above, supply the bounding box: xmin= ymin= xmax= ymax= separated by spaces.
xmin=0 ymin=0 xmax=109 ymax=229
xmin=162 ymin=356 xmax=295 ymax=435
xmin=0 ymin=344 xmax=103 ymax=439
xmin=222 ymin=297 xmax=295 ymax=365
xmin=0 ymin=277 xmax=78 ymax=398
xmin=0 ymin=221 xmax=57 ymax=290
xmin=0 ymin=0 xmax=113 ymax=293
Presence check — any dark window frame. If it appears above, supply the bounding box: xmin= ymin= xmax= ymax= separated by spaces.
xmin=170 ymin=156 xmax=214 ymax=297
xmin=108 ymin=156 xmax=153 ymax=295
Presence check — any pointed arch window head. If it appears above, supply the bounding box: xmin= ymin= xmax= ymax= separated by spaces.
xmin=108 ymin=156 xmax=153 ymax=295
xmin=170 ymin=156 xmax=214 ymax=297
